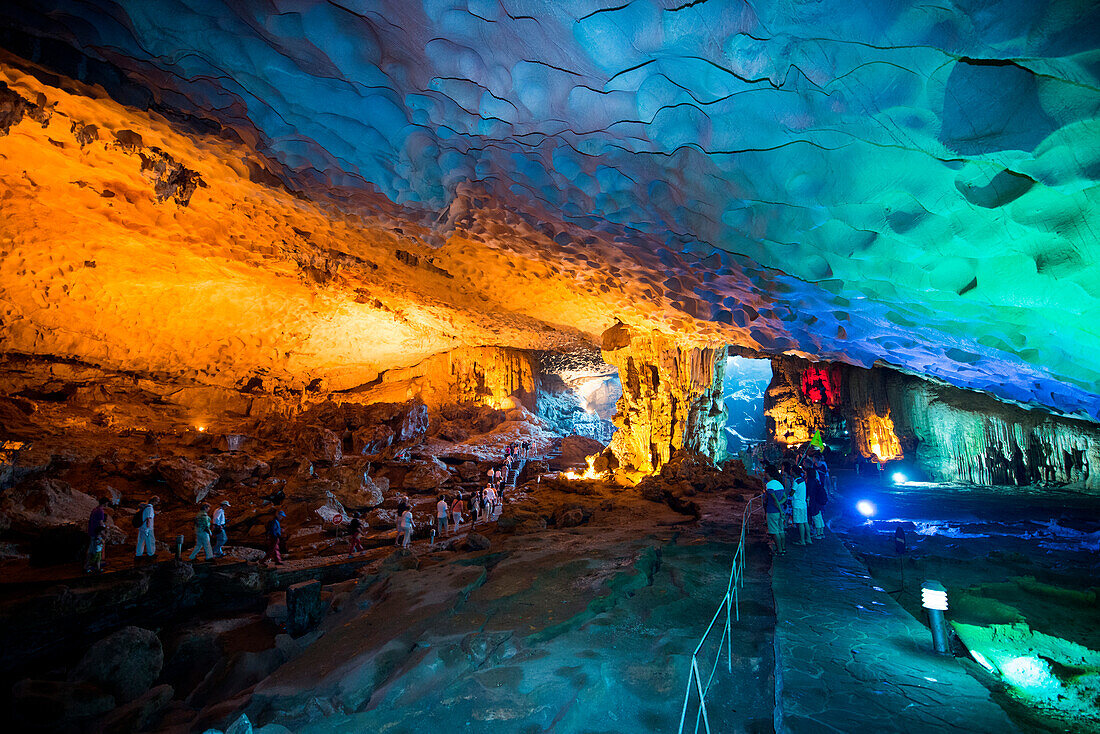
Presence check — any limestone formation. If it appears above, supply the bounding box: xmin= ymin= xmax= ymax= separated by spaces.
xmin=157 ymin=457 xmax=220 ymax=504
xmin=602 ymin=328 xmax=727 ymax=476
xmin=766 ymin=356 xmax=1100 ymax=489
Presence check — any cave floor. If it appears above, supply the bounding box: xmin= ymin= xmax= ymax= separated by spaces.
xmin=772 ymin=530 xmax=1018 ymax=733
xmin=829 ymin=474 xmax=1100 ymax=733
xmin=194 ymin=486 xmax=778 ymax=733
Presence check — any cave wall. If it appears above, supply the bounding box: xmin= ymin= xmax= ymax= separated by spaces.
xmin=601 ymin=326 xmax=726 ymax=475
xmin=359 ymin=346 xmax=538 ymax=412
xmin=766 ymin=356 xmax=1100 ymax=489
xmin=887 ymin=375 xmax=1100 ymax=489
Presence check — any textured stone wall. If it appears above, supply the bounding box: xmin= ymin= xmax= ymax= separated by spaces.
xmin=766 ymin=356 xmax=1100 ymax=489
xmin=602 ymin=326 xmax=726 ymax=475
xmin=887 ymin=376 xmax=1100 ymax=489
xmin=366 ymin=347 xmax=538 ymax=411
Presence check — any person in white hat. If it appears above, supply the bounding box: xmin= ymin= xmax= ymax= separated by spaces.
xmin=212 ymin=500 xmax=230 ymax=557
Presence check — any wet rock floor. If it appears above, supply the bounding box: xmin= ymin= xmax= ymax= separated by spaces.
xmin=829 ymin=473 xmax=1100 ymax=733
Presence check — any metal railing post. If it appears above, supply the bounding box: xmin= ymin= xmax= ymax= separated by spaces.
xmin=676 ymin=493 xmax=762 ymax=734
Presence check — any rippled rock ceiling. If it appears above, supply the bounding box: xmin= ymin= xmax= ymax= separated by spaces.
xmin=1 ymin=1 xmax=1098 ymax=419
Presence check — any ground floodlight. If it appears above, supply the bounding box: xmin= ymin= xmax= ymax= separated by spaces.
xmin=922 ymin=580 xmax=949 ymax=654
xmin=970 ymin=649 xmax=996 ymax=673
xmin=856 ymin=499 xmax=876 ymax=517
xmin=892 ymin=471 xmax=906 ymax=483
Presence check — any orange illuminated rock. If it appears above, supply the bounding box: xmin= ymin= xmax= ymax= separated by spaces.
xmin=602 ymin=327 xmax=726 ymax=476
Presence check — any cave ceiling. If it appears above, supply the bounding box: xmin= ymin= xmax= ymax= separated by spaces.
xmin=0 ymin=1 xmax=1098 ymax=419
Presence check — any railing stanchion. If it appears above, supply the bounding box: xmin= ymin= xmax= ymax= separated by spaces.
xmin=676 ymin=493 xmax=761 ymax=734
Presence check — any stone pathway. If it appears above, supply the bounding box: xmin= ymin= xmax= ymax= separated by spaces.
xmin=771 ymin=531 xmax=1019 ymax=733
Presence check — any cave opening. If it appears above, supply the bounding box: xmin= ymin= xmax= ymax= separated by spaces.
xmin=721 ymin=354 xmax=772 ymax=459
xmin=535 ymin=350 xmax=621 ymax=446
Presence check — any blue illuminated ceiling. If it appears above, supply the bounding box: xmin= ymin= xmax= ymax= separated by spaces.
xmin=2 ymin=0 xmax=1099 ymax=418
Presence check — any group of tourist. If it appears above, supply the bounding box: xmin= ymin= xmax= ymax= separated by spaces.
xmin=762 ymin=451 xmax=831 ymax=555
xmin=487 ymin=439 xmax=531 ymax=490
xmin=83 ymin=441 xmax=538 ymax=572
xmin=392 ymin=487 xmax=504 ymax=549
xmin=81 ymin=493 xmax=236 ymax=573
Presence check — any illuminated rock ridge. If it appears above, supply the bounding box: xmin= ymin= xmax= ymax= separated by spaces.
xmin=1 ymin=0 xmax=1098 ymax=419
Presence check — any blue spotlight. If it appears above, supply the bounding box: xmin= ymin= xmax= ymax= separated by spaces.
xmin=856 ymin=500 xmax=876 ymax=518
xmin=892 ymin=472 xmax=907 ymax=484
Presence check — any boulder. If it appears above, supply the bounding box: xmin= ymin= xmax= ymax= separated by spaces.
xmin=70 ymin=626 xmax=163 ymax=703
xmin=158 ymin=457 xmax=220 ymax=503
xmin=201 ymin=453 xmax=269 ymax=483
xmin=295 ymin=425 xmax=342 ymax=464
xmin=225 ymin=714 xmax=254 ymax=734
xmin=553 ymin=506 xmax=589 ymax=528
xmin=186 ymin=649 xmax=284 ymax=709
xmin=286 ymin=580 xmax=324 ymax=637
xmin=366 ymin=507 xmax=395 ymax=528
xmin=351 ymin=424 xmax=393 ymax=455
xmin=216 ymin=434 xmax=248 ymax=452
xmin=463 ymin=532 xmax=492 ymax=551
xmin=264 ymin=592 xmax=287 ymax=626
xmin=456 ymin=460 xmax=480 ymax=481
xmin=401 ymin=457 xmax=451 ymax=492
xmin=361 ymin=401 xmax=406 ymax=424
xmin=559 ymin=435 xmax=605 ymax=467
xmin=0 ymin=476 xmax=99 ymax=532
xmin=12 ymin=679 xmax=116 ymax=731
xmin=472 ymin=406 xmax=505 ymax=433
xmin=328 ymin=465 xmax=385 ymax=508
xmin=436 ymin=422 xmax=469 ymax=442
xmin=98 ymin=683 xmax=174 ymax=734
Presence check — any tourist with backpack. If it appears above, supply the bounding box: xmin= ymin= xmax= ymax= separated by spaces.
xmin=133 ymin=496 xmax=159 ymax=563
xmin=262 ymin=510 xmax=285 ymax=566
xmin=188 ymin=502 xmax=214 ymax=562
xmin=84 ymin=496 xmax=109 ymax=573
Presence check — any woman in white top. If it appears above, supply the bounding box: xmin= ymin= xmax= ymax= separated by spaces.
xmin=791 ymin=468 xmax=810 ymax=545
xmin=399 ymin=508 xmax=414 ymax=548
xmin=483 ymin=485 xmax=496 ymax=519
xmin=435 ymin=494 xmax=450 ymax=539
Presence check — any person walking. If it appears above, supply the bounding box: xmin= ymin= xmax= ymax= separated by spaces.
xmin=472 ymin=489 xmax=482 ymax=524
xmin=134 ymin=496 xmax=159 ymax=563
xmin=395 ymin=498 xmax=408 ymax=546
xmin=452 ymin=493 xmax=465 ymax=531
xmin=85 ymin=496 xmax=110 ymax=573
xmin=764 ymin=466 xmax=787 ymax=555
xmin=347 ymin=513 xmax=364 ymax=556
xmin=435 ymin=494 xmax=450 ymax=539
xmin=211 ymin=500 xmax=230 ymax=557
xmin=398 ymin=505 xmax=414 ymax=549
xmin=484 ymin=484 xmax=496 ymax=520
xmin=791 ymin=467 xmax=811 ymax=545
xmin=189 ymin=502 xmax=214 ymax=562
xmin=262 ymin=510 xmax=285 ymax=566
xmin=807 ymin=453 xmax=829 ymax=539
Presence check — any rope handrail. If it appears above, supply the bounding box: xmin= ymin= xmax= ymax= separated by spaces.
xmin=677 ymin=492 xmax=763 ymax=734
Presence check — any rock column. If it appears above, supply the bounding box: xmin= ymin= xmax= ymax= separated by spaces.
xmin=601 ymin=326 xmax=726 ymax=475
